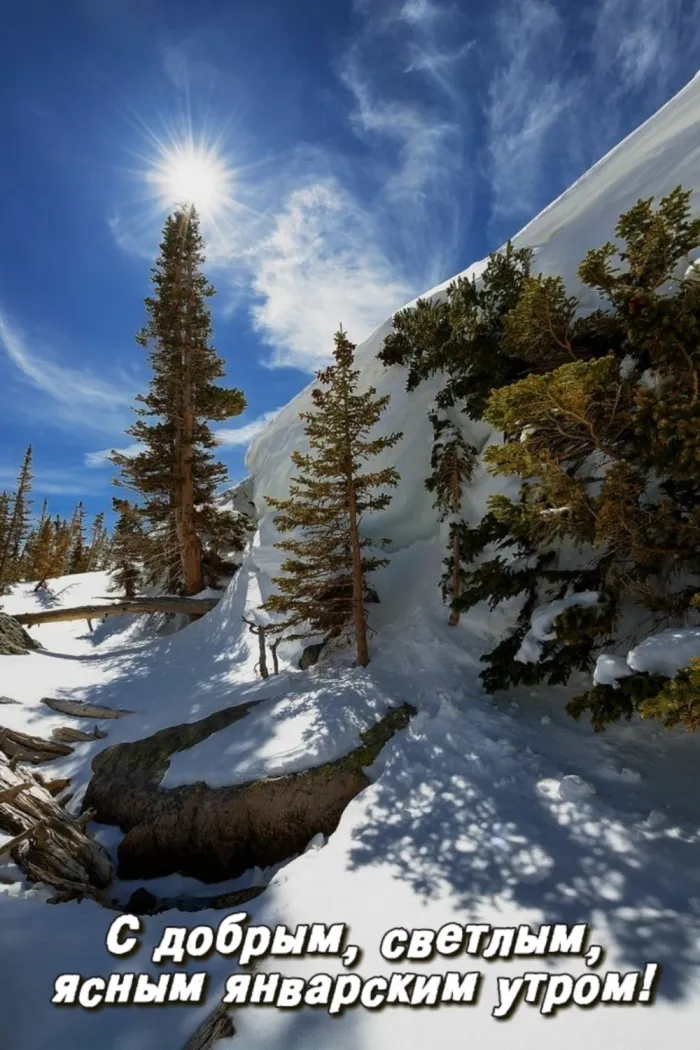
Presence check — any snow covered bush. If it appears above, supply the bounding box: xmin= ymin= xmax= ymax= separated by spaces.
xmin=381 ymin=186 xmax=700 ymax=731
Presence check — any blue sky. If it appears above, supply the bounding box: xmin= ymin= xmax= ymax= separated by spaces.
xmin=1 ymin=0 xmax=699 ymax=524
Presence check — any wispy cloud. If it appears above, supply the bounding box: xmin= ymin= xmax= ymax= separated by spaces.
xmin=85 ymin=410 xmax=282 ymax=468
xmin=484 ymin=0 xmax=697 ymax=239
xmin=0 ymin=462 xmax=113 ymax=498
xmin=0 ymin=308 xmax=136 ymax=436
xmin=592 ymin=0 xmax=683 ymax=93
xmin=110 ymin=0 xmax=475 ymax=374
xmin=485 ymin=0 xmax=577 ymax=228
xmin=215 ymin=409 xmax=282 ymax=446
xmin=84 ymin=443 xmax=141 ymax=468
xmin=250 ymin=183 xmax=412 ymax=370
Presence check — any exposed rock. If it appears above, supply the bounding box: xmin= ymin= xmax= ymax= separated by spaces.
xmin=0 ymin=613 xmax=41 ymax=656
xmin=299 ymin=641 xmax=325 ymax=669
xmin=85 ymin=700 xmax=414 ymax=883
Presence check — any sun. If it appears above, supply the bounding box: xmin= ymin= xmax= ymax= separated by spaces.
xmin=149 ymin=141 xmax=233 ymax=220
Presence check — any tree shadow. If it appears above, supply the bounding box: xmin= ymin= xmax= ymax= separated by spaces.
xmin=345 ymin=704 xmax=700 ymax=1004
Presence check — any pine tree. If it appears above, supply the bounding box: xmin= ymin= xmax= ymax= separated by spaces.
xmin=379 ymin=241 xmax=535 ymax=420
xmin=378 ymin=244 xmax=533 ymax=625
xmin=68 ymin=502 xmax=88 ymax=574
xmin=0 ymin=446 xmax=33 ymax=590
xmin=471 ymin=187 xmax=700 ymax=725
xmin=112 ymin=205 xmax=246 ymax=596
xmin=425 ymin=415 xmax=476 ymax=624
xmin=109 ymin=499 xmax=145 ymax=598
xmin=22 ymin=498 xmax=48 ymax=581
xmin=262 ymin=328 xmax=403 ymax=666
xmin=50 ymin=515 xmax=74 ymax=579
xmin=85 ymin=512 xmax=110 ymax=571
xmin=31 ymin=506 xmax=58 ymax=590
xmin=0 ymin=492 xmax=9 ymax=583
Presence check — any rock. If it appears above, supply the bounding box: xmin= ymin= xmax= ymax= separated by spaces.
xmin=0 ymin=613 xmax=41 ymax=656
xmin=299 ymin=642 xmax=325 ymax=670
xmin=85 ymin=700 xmax=415 ymax=883
xmin=126 ymin=887 xmax=161 ymax=915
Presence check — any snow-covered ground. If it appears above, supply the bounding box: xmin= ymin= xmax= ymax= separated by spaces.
xmin=3 ymin=70 xmax=700 ymax=1050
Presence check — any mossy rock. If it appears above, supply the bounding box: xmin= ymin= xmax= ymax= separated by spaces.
xmin=85 ymin=699 xmax=415 ymax=883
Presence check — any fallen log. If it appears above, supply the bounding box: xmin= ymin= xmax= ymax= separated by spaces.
xmin=0 ymin=752 xmax=112 ymax=893
xmin=183 ymin=1003 xmax=235 ymax=1050
xmin=0 ymin=726 xmax=74 ymax=765
xmin=42 ymin=696 xmax=132 ymax=719
xmin=52 ymin=725 xmax=107 ymax=743
xmin=13 ymin=596 xmax=219 ymax=627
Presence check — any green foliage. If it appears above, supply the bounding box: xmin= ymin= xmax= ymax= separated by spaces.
xmin=109 ymin=499 xmax=146 ymax=599
xmin=470 ymin=186 xmax=700 ymax=720
xmin=262 ymin=328 xmax=402 ymax=661
xmin=380 ymin=245 xmax=534 ymax=625
xmin=380 ymin=241 xmax=535 ymax=419
xmin=111 ymin=205 xmax=246 ymax=593
xmin=568 ymin=659 xmax=700 ymax=734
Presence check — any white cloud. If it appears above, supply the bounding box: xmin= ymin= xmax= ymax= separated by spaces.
xmin=486 ymin=0 xmax=576 ymax=226
xmin=485 ymin=0 xmax=695 ymax=236
xmin=250 ymin=182 xmax=412 ymax=370
xmin=84 ymin=443 xmax=142 ymax=468
xmin=109 ymin=0 xmax=473 ymax=374
xmin=215 ymin=409 xmax=282 ymax=446
xmin=593 ymin=0 xmax=683 ymax=92
xmin=0 ymin=462 xmax=113 ymax=497
xmin=85 ymin=411 xmax=282 ymax=466
xmin=0 ymin=309 xmax=136 ymax=436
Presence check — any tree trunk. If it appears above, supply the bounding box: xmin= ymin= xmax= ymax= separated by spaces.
xmin=258 ymin=627 xmax=269 ymax=679
xmin=14 ymin=596 xmax=219 ymax=626
xmin=346 ymin=476 xmax=369 ymax=667
xmin=270 ymin=638 xmax=280 ymax=676
xmin=448 ymin=524 xmax=462 ymax=626
xmin=177 ymin=259 xmax=204 ymax=600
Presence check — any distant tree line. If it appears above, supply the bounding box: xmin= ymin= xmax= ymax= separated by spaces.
xmin=0 ymin=445 xmax=111 ymax=594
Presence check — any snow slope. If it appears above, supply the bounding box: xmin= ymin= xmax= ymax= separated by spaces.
xmin=3 ymin=71 xmax=700 ymax=1050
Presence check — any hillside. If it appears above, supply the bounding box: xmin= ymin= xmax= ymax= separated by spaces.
xmin=2 ymin=72 xmax=700 ymax=1050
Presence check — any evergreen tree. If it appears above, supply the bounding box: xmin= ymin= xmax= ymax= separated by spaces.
xmin=425 ymin=415 xmax=476 ymax=624
xmin=31 ymin=506 xmax=58 ymax=590
xmin=109 ymin=499 xmax=145 ymax=598
xmin=379 ymin=242 xmax=535 ymax=419
xmin=0 ymin=446 xmax=33 ymax=590
xmin=50 ymin=515 xmax=73 ymax=579
xmin=378 ymin=245 xmax=533 ymax=625
xmin=68 ymin=502 xmax=88 ymax=574
xmin=112 ymin=205 xmax=246 ymax=596
xmin=0 ymin=492 xmax=10 ymax=582
xmin=262 ymin=328 xmax=402 ymax=666
xmin=85 ymin=512 xmax=110 ymax=571
xmin=471 ymin=187 xmax=700 ymax=726
xmin=22 ymin=498 xmax=48 ymax=581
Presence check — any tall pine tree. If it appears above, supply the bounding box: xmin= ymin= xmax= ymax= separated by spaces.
xmin=109 ymin=499 xmax=145 ymax=598
xmin=112 ymin=205 xmax=245 ymax=596
xmin=0 ymin=446 xmax=33 ymax=590
xmin=262 ymin=328 xmax=402 ymax=666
